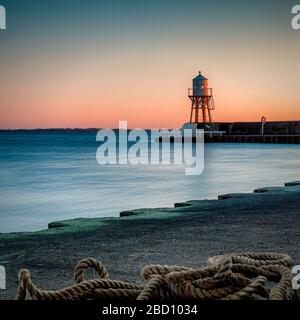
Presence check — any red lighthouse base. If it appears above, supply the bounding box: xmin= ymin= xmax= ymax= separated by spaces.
xmin=189 ymin=94 xmax=217 ymax=130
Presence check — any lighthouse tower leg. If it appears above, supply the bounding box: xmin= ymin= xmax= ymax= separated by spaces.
xmin=202 ymin=105 xmax=206 ymax=123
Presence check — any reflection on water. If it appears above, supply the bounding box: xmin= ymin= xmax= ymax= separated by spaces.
xmin=0 ymin=130 xmax=299 ymax=232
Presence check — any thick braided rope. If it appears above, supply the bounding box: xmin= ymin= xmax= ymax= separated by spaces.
xmin=141 ymin=265 xmax=192 ymax=280
xmin=221 ymin=276 xmax=267 ymax=300
xmin=17 ymin=275 xmax=143 ymax=300
xmin=137 ymin=275 xmax=165 ymax=300
xmin=170 ymin=283 xmax=240 ymax=300
xmin=74 ymin=258 xmax=109 ymax=284
xmin=87 ymin=288 xmax=141 ymax=300
xmin=17 ymin=253 xmax=300 ymax=301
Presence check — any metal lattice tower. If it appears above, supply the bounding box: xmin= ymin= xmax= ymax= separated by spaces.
xmin=188 ymin=71 xmax=216 ymax=127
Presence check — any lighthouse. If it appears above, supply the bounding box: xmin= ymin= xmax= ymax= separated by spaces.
xmin=187 ymin=71 xmax=216 ymax=130
xmin=159 ymin=71 xmax=224 ymax=143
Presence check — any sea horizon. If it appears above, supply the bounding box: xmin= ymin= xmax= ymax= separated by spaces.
xmin=1 ymin=118 xmax=300 ymax=132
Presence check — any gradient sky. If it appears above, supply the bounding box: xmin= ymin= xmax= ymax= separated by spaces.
xmin=0 ymin=0 xmax=299 ymax=129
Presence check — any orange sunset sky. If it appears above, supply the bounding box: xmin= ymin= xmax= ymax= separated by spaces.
xmin=0 ymin=0 xmax=299 ymax=129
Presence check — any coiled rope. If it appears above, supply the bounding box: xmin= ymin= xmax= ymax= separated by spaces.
xmin=17 ymin=252 xmax=300 ymax=300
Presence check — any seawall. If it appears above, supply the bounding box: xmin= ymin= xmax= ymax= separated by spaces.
xmin=217 ymin=121 xmax=300 ymax=135
xmin=207 ymin=121 xmax=300 ymax=144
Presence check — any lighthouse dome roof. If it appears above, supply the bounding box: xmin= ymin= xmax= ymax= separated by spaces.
xmin=193 ymin=72 xmax=207 ymax=81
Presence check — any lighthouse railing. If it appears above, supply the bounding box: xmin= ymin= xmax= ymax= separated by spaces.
xmin=188 ymin=88 xmax=213 ymax=97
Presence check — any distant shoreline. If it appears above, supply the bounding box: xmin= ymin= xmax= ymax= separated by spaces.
xmin=1 ymin=120 xmax=300 ymax=132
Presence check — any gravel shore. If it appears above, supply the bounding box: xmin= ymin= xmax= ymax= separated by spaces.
xmin=0 ymin=181 xmax=300 ymax=300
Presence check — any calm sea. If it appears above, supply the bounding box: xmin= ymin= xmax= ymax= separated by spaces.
xmin=0 ymin=130 xmax=299 ymax=233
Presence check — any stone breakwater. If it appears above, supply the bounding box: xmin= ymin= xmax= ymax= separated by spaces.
xmin=218 ymin=121 xmax=300 ymax=136
xmin=208 ymin=121 xmax=300 ymax=144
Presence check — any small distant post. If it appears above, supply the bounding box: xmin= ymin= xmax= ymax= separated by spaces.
xmin=261 ymin=116 xmax=267 ymax=135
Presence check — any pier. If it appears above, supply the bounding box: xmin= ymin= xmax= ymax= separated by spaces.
xmin=211 ymin=121 xmax=300 ymax=144
xmin=176 ymin=72 xmax=300 ymax=144
xmin=206 ymin=134 xmax=300 ymax=144
xmin=157 ymin=121 xmax=300 ymax=144
xmin=159 ymin=134 xmax=300 ymax=144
